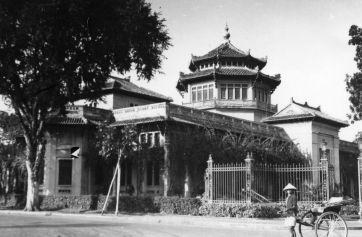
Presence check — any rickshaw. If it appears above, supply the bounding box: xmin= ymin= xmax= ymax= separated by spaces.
xmin=298 ymin=197 xmax=355 ymax=237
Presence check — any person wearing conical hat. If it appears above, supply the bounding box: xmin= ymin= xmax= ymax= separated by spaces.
xmin=284 ymin=183 xmax=298 ymax=237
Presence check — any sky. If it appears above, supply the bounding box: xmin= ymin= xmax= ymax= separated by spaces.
xmin=133 ymin=0 xmax=362 ymax=142
xmin=0 ymin=0 xmax=361 ymax=141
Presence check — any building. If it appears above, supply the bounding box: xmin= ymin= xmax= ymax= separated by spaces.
xmin=262 ymin=98 xmax=349 ymax=185
xmin=176 ymin=26 xmax=280 ymax=122
xmin=40 ymin=27 xmax=359 ymax=199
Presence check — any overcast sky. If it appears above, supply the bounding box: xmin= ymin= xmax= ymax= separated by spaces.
xmin=132 ymin=0 xmax=362 ymax=142
xmin=1 ymin=0 xmax=361 ymax=141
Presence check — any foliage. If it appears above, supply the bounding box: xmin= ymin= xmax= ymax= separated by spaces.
xmin=94 ymin=124 xmax=138 ymax=161
xmin=0 ymin=112 xmax=26 ymax=195
xmin=339 ymin=204 xmax=360 ymax=216
xmin=170 ymin=124 xmax=307 ymax=196
xmin=198 ymin=203 xmax=283 ymax=218
xmin=2 ymin=193 xmax=359 ymax=218
xmin=214 ymin=130 xmax=307 ymax=164
xmin=346 ymin=25 xmax=362 ymax=122
xmin=154 ymin=196 xmax=202 ymax=215
xmin=0 ymin=0 xmax=170 ymax=210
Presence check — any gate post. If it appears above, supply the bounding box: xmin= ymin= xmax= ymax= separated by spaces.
xmin=357 ymin=139 xmax=362 ymax=219
xmin=321 ymin=141 xmax=329 ymax=202
xmin=245 ymin=152 xmax=254 ymax=204
xmin=207 ymin=154 xmax=213 ymax=204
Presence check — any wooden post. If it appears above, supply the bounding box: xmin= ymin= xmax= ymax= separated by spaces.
xmin=115 ymin=158 xmax=121 ymax=215
xmin=245 ymin=152 xmax=254 ymax=204
xmin=101 ymin=163 xmax=119 ymax=215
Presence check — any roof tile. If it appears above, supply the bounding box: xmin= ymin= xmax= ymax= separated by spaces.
xmin=106 ymin=76 xmax=173 ymax=102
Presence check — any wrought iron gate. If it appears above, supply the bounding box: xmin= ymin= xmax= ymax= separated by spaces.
xmin=204 ymin=153 xmax=333 ymax=203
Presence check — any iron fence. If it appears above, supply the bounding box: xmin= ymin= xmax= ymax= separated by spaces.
xmin=204 ymin=153 xmax=333 ymax=204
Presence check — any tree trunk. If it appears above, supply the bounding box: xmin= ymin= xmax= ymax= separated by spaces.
xmin=24 ymin=160 xmax=39 ymax=211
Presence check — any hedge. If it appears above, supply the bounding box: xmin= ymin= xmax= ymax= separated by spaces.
xmin=0 ymin=194 xmax=359 ymax=218
xmin=154 ymin=196 xmax=202 ymax=215
xmin=0 ymin=194 xmax=158 ymax=213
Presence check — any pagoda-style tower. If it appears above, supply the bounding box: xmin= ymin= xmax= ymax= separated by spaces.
xmin=176 ymin=26 xmax=281 ymax=122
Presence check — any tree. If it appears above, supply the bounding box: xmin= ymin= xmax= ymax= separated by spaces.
xmin=0 ymin=0 xmax=170 ymax=211
xmin=0 ymin=112 xmax=25 ymax=198
xmin=346 ymin=25 xmax=362 ymax=123
xmin=94 ymin=124 xmax=138 ymax=215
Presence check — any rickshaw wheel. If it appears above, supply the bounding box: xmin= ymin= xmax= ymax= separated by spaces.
xmin=299 ymin=211 xmax=316 ymax=237
xmin=315 ymin=211 xmax=347 ymax=237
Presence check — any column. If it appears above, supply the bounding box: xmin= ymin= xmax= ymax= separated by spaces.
xmin=320 ymin=143 xmax=330 ymax=202
xmin=163 ymin=130 xmax=171 ymax=197
xmin=206 ymin=155 xmax=213 ymax=203
xmin=245 ymin=152 xmax=254 ymax=204
xmin=357 ymin=139 xmax=362 ymax=219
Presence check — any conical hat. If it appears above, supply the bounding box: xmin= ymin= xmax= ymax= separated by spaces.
xmin=283 ymin=183 xmax=297 ymax=191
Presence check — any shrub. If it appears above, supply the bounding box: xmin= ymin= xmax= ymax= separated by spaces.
xmin=0 ymin=194 xmax=25 ymax=209
xmin=198 ymin=202 xmax=283 ymax=218
xmin=340 ymin=204 xmax=360 ymax=216
xmin=154 ymin=196 xmax=202 ymax=215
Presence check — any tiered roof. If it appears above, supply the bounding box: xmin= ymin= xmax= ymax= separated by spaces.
xmin=189 ymin=41 xmax=267 ymax=72
xmin=177 ymin=67 xmax=280 ymax=91
xmin=262 ymin=98 xmax=349 ymax=128
xmin=177 ymin=26 xmax=280 ymax=92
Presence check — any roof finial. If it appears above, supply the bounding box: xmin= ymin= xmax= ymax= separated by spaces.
xmin=224 ymin=23 xmax=230 ymax=42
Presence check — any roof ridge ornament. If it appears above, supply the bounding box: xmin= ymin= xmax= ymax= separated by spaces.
xmin=224 ymin=23 xmax=231 ymax=43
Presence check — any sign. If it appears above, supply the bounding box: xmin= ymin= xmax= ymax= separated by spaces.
xmin=71 ymin=147 xmax=80 ymax=159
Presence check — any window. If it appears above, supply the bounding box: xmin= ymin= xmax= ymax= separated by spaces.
xmin=235 ymin=84 xmax=241 ymax=99
xmin=38 ymin=158 xmax=44 ymax=185
xmin=191 ymin=84 xmax=214 ymax=102
xmin=147 ymin=133 xmax=153 ymax=146
xmin=220 ymin=84 xmax=227 ymax=99
xmin=197 ymin=86 xmax=202 ymax=102
xmin=121 ymin=160 xmax=132 ymax=186
xmin=140 ymin=134 xmax=146 ymax=144
xmin=154 ymin=133 xmax=160 ymax=147
xmin=191 ymin=87 xmax=196 ymax=102
xmin=242 ymin=84 xmax=248 ymax=100
xmin=209 ymin=84 xmax=213 ymax=100
xmin=147 ymin=160 xmax=160 ymax=186
xmin=58 ymin=159 xmax=72 ymax=185
xmin=154 ymin=161 xmax=160 ymax=185
xmin=203 ymin=85 xmax=208 ymax=101
xmin=228 ymin=87 xmax=233 ymax=99
xmin=147 ymin=161 xmax=153 ymax=185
